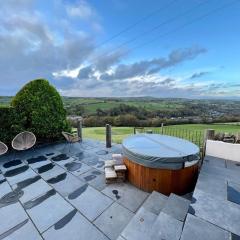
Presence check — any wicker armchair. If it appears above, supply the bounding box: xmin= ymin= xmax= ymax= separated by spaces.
xmin=0 ymin=141 xmax=8 ymax=156
xmin=62 ymin=131 xmax=81 ymax=152
xmin=12 ymin=131 xmax=36 ymax=151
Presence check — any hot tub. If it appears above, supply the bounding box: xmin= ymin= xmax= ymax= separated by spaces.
xmin=122 ymin=134 xmax=200 ymax=195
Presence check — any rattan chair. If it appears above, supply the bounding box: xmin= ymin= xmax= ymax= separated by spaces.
xmin=62 ymin=132 xmax=81 ymax=152
xmin=12 ymin=131 xmax=36 ymax=151
xmin=0 ymin=141 xmax=8 ymax=156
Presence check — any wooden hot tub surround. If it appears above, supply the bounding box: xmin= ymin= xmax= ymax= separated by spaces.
xmin=124 ymin=157 xmax=198 ymax=195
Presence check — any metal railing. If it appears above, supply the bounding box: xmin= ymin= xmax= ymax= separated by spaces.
xmin=134 ymin=126 xmax=204 ymax=148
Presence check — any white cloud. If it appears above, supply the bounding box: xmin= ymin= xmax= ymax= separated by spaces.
xmin=66 ymin=1 xmax=95 ymax=20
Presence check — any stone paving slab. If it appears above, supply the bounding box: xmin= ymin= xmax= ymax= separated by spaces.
xmin=195 ymin=171 xmax=227 ymax=201
xmin=121 ymin=207 xmax=157 ymax=240
xmin=225 ymin=160 xmax=240 ymax=171
xmin=0 ymin=159 xmax=26 ymax=173
xmin=94 ymin=202 xmax=134 ymax=240
xmin=37 ymin=163 xmax=66 ymax=181
xmin=102 ymin=183 xmax=149 ymax=212
xmin=47 ymin=172 xmax=85 ymax=197
xmin=204 ymin=155 xmax=226 ymax=168
xmin=5 ymin=167 xmax=37 ymax=185
xmin=25 ymin=190 xmax=74 ymax=233
xmin=141 ymin=191 xmax=168 ymax=215
xmin=13 ymin=177 xmax=52 ymax=204
xmin=227 ymin=181 xmax=240 ymax=205
xmin=0 ymin=202 xmax=28 ymax=236
xmin=67 ymin=184 xmax=113 ymax=221
xmin=25 ymin=156 xmax=52 ymax=169
xmin=180 ymin=214 xmax=230 ymax=240
xmin=79 ymin=169 xmax=107 ymax=191
xmin=0 ymin=179 xmax=12 ymax=198
xmin=151 ymin=212 xmax=183 ymax=240
xmin=43 ymin=210 xmax=108 ymax=240
xmin=0 ymin=218 xmax=42 ymax=240
xmin=191 ymin=188 xmax=240 ymax=236
xmin=201 ymin=163 xmax=240 ymax=183
xmin=69 ymin=161 xmax=92 ymax=176
xmin=51 ymin=156 xmax=76 ymax=166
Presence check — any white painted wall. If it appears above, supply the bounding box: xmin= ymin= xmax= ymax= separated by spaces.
xmin=206 ymin=140 xmax=240 ymax=162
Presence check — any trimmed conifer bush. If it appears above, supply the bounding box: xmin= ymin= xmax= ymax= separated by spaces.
xmin=11 ymin=79 xmax=70 ymax=141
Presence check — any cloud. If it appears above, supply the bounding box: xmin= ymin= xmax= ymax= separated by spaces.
xmin=66 ymin=1 xmax=95 ymax=20
xmin=189 ymin=71 xmax=210 ymax=79
xmin=100 ymin=46 xmax=206 ymax=81
xmin=0 ymin=0 xmax=97 ymax=92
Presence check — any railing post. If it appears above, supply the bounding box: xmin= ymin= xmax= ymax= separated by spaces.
xmin=77 ymin=118 xmax=83 ymax=142
xmin=106 ymin=124 xmax=112 ymax=148
xmin=134 ymin=127 xmax=136 ymax=134
xmin=161 ymin=123 xmax=164 ymax=134
xmin=202 ymin=129 xmax=215 ymax=160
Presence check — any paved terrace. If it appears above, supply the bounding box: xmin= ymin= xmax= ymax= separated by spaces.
xmin=0 ymin=140 xmax=149 ymax=240
xmin=0 ymin=139 xmax=240 ymax=240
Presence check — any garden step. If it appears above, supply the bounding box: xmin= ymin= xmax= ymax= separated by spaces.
xmin=150 ymin=212 xmax=183 ymax=240
xmin=162 ymin=193 xmax=190 ymax=222
xmin=141 ymin=191 xmax=168 ymax=215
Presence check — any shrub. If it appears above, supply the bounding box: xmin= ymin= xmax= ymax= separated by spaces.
xmin=11 ymin=79 xmax=70 ymax=141
xmin=0 ymin=106 xmax=24 ymax=144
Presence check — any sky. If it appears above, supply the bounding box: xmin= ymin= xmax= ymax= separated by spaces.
xmin=0 ymin=0 xmax=239 ymax=98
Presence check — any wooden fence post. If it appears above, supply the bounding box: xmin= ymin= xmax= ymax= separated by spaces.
xmin=106 ymin=124 xmax=112 ymax=148
xmin=134 ymin=127 xmax=136 ymax=134
xmin=77 ymin=119 xmax=83 ymax=142
xmin=161 ymin=123 xmax=164 ymax=134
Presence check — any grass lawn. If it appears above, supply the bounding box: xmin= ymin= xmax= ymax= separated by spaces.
xmin=81 ymin=123 xmax=240 ymax=144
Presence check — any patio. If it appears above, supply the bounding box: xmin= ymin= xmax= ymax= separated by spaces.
xmin=0 ymin=139 xmax=148 ymax=240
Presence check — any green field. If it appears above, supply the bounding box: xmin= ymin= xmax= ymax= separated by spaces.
xmin=81 ymin=123 xmax=240 ymax=144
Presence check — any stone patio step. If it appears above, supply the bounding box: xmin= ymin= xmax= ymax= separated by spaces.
xmin=150 ymin=212 xmax=183 ymax=240
xmin=161 ymin=193 xmax=190 ymax=222
xmin=119 ymin=190 xmax=168 ymax=240
xmin=141 ymin=191 xmax=168 ymax=215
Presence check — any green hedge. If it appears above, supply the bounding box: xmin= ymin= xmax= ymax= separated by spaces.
xmin=0 ymin=106 xmax=24 ymax=144
xmin=11 ymin=79 xmax=70 ymax=141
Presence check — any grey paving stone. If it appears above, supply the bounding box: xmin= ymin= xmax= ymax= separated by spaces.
xmin=0 ymin=202 xmax=28 ymax=235
xmin=47 ymin=172 xmax=85 ymax=197
xmin=25 ymin=191 xmax=74 ymax=233
xmin=79 ymin=169 xmax=107 ymax=190
xmin=201 ymin=163 xmax=240 ymax=183
xmin=52 ymin=156 xmax=76 ymax=166
xmin=38 ymin=163 xmax=66 ymax=181
xmin=121 ymin=207 xmax=157 ymax=240
xmin=204 ymin=155 xmax=226 ymax=168
xmin=191 ymin=188 xmax=240 ymax=236
xmin=67 ymin=184 xmax=113 ymax=221
xmin=227 ymin=181 xmax=240 ymax=205
xmin=43 ymin=210 xmax=108 ymax=240
xmin=141 ymin=191 xmax=168 ymax=215
xmin=117 ymin=236 xmax=126 ymax=240
xmin=162 ymin=193 xmax=190 ymax=222
xmin=150 ymin=212 xmax=183 ymax=240
xmin=27 ymin=157 xmax=52 ymax=169
xmin=180 ymin=214 xmax=230 ymax=240
xmin=0 ymin=179 xmax=12 ymax=198
xmin=226 ymin=160 xmax=240 ymax=171
xmin=94 ymin=202 xmax=134 ymax=240
xmin=0 ymin=218 xmax=42 ymax=240
xmin=62 ymin=160 xmax=92 ymax=176
xmin=12 ymin=177 xmax=52 ymax=204
xmin=0 ymin=159 xmax=26 ymax=173
xmin=195 ymin=171 xmax=227 ymax=201
xmin=5 ymin=167 xmax=37 ymax=185
xmin=102 ymin=183 xmax=149 ymax=212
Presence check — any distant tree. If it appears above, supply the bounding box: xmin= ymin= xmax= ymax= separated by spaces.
xmin=11 ymin=79 xmax=70 ymax=141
